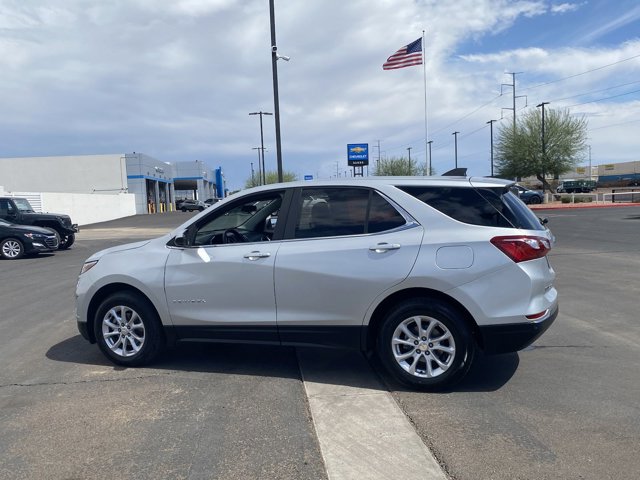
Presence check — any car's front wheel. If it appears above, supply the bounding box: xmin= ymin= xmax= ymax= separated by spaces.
xmin=58 ymin=232 xmax=75 ymax=249
xmin=530 ymin=196 xmax=542 ymax=204
xmin=377 ymin=298 xmax=474 ymax=390
xmin=94 ymin=292 xmax=164 ymax=366
xmin=0 ymin=238 xmax=25 ymax=260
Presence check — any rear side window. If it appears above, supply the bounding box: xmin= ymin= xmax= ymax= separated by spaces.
xmin=399 ymin=186 xmax=544 ymax=230
xmin=294 ymin=188 xmax=407 ymax=239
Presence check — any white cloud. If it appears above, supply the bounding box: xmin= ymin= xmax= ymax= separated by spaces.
xmin=550 ymin=3 xmax=582 ymax=14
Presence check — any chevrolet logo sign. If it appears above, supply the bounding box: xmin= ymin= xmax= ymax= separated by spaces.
xmin=350 ymin=146 xmax=366 ymax=153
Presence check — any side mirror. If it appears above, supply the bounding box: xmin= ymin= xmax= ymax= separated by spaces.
xmin=174 ymin=235 xmax=187 ymax=247
xmin=173 ymin=228 xmax=192 ymax=247
xmin=539 ymin=217 xmax=549 ymax=226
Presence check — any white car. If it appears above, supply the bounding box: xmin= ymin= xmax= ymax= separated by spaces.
xmin=76 ymin=176 xmax=558 ymax=390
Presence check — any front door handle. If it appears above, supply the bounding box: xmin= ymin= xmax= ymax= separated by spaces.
xmin=244 ymin=251 xmax=271 ymax=260
xmin=369 ymin=243 xmax=401 ymax=253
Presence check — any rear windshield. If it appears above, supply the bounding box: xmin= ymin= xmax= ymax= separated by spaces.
xmin=398 ymin=185 xmax=544 ymax=231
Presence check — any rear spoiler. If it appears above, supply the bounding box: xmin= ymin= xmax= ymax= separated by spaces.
xmin=442 ymin=168 xmax=467 ymax=176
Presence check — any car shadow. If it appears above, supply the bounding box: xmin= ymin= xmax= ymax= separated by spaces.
xmin=47 ymin=335 xmax=518 ymax=393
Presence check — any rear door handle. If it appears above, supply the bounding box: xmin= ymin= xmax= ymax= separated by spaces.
xmin=369 ymin=243 xmax=401 ymax=253
xmin=244 ymin=251 xmax=271 ymax=260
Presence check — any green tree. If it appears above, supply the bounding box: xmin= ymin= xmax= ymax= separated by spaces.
xmin=495 ymin=108 xmax=587 ymax=191
xmin=245 ymin=170 xmax=298 ymax=188
xmin=373 ymin=156 xmax=436 ymax=176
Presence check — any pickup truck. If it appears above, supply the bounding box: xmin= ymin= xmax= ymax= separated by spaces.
xmin=556 ymin=180 xmax=596 ymax=193
xmin=0 ymin=197 xmax=79 ymax=249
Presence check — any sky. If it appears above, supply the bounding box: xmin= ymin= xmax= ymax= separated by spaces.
xmin=1 ymin=0 xmax=639 ymax=190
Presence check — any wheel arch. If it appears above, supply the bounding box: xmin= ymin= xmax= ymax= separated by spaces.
xmin=364 ymin=287 xmax=483 ymax=352
xmin=86 ymin=283 xmax=167 ymax=344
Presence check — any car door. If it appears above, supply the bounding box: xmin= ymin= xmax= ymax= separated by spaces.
xmin=164 ymin=189 xmax=290 ymax=343
xmin=274 ymin=187 xmax=424 ymax=348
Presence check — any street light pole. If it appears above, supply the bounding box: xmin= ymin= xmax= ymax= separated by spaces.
xmin=427 ymin=140 xmax=433 ymax=175
xmin=452 ymin=132 xmax=459 ymax=169
xmin=537 ymin=102 xmax=550 ymax=193
xmin=249 ymin=111 xmax=272 ymax=185
xmin=269 ymin=0 xmax=284 ymax=183
xmin=487 ymin=120 xmax=497 ymax=177
xmin=407 ymin=147 xmax=412 ymax=174
xmin=252 ymin=147 xmax=262 ymax=186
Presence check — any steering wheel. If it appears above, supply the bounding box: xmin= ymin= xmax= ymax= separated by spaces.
xmin=222 ymin=228 xmax=246 ymax=244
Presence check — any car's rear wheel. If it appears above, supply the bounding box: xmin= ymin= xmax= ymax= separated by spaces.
xmin=181 ymin=207 xmax=187 ymax=212
xmin=530 ymin=196 xmax=542 ymax=204
xmin=94 ymin=292 xmax=164 ymax=366
xmin=377 ymin=298 xmax=474 ymax=390
xmin=0 ymin=238 xmax=25 ymax=260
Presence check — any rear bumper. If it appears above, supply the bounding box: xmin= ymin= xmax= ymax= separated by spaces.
xmin=478 ymin=306 xmax=558 ymax=354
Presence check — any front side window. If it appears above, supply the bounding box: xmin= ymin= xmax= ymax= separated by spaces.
xmin=191 ymin=191 xmax=284 ymax=245
xmin=294 ymin=187 xmax=406 ymax=239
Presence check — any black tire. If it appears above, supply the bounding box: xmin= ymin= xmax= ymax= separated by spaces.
xmin=58 ymin=232 xmax=75 ymax=250
xmin=530 ymin=196 xmax=542 ymax=204
xmin=181 ymin=207 xmax=187 ymax=212
xmin=198 ymin=206 xmax=204 ymax=211
xmin=0 ymin=238 xmax=25 ymax=260
xmin=376 ymin=298 xmax=475 ymax=390
xmin=94 ymin=292 xmax=164 ymax=366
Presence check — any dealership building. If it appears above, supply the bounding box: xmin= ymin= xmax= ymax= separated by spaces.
xmin=0 ymin=153 xmax=225 ymax=225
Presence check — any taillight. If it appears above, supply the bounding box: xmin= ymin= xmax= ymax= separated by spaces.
xmin=490 ymin=236 xmax=551 ymax=263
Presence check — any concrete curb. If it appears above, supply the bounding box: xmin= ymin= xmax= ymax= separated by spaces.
xmin=530 ymin=202 xmax=638 ymax=210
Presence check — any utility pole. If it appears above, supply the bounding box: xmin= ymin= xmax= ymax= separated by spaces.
xmin=501 ymin=72 xmax=526 ymax=132
xmin=250 ymin=162 xmax=255 ymax=186
xmin=452 ymin=132 xmax=459 ymax=169
xmin=269 ymin=0 xmax=284 ymax=182
xmin=407 ymin=147 xmax=412 ymax=174
xmin=252 ymin=147 xmax=262 ymax=185
xmin=487 ymin=120 xmax=497 ymax=177
xmin=537 ymin=102 xmax=550 ymax=194
xmin=375 ymin=140 xmax=381 ymax=173
xmin=427 ymin=140 xmax=433 ymax=175
xmin=249 ymin=111 xmax=272 ymax=185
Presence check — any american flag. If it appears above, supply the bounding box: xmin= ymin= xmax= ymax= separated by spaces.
xmin=382 ymin=38 xmax=423 ymax=70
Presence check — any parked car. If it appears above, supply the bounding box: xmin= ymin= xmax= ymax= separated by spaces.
xmin=204 ymin=198 xmax=219 ymax=206
xmin=76 ymin=177 xmax=558 ymax=390
xmin=0 ymin=197 xmax=78 ymax=249
xmin=179 ymin=199 xmax=207 ymax=212
xmin=0 ymin=218 xmax=59 ymax=259
xmin=556 ymin=179 xmax=596 ymax=193
xmin=514 ymin=185 xmax=544 ymax=204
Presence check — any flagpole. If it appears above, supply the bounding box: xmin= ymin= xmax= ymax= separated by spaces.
xmin=422 ymin=29 xmax=429 ymax=175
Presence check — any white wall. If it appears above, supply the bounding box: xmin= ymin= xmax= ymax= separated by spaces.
xmin=0 ymin=154 xmax=127 ymax=194
xmin=39 ymin=192 xmax=136 ymax=226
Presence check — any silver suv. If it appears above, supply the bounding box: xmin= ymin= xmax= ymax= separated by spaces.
xmin=76 ymin=177 xmax=557 ymax=390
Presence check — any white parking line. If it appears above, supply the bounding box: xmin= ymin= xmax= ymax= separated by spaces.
xmin=297 ymin=348 xmax=447 ymax=480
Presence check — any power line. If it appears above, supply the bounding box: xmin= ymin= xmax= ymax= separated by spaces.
xmin=549 ymin=80 xmax=640 ymax=103
xmin=589 ymin=118 xmax=640 ymax=131
xmin=520 ymin=53 xmax=640 ymax=92
xmin=430 ymin=94 xmax=503 ymax=136
xmin=566 ymin=88 xmax=640 ymax=108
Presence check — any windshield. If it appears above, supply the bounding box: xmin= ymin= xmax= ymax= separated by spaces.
xmin=13 ymin=198 xmax=35 ymax=212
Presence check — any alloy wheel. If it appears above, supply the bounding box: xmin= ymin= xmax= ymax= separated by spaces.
xmin=101 ymin=305 xmax=146 ymax=358
xmin=391 ymin=315 xmax=456 ymax=378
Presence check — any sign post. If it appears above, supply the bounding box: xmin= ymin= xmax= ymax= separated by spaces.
xmin=347 ymin=143 xmax=369 ymax=177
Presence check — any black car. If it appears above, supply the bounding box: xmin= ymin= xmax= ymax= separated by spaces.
xmin=0 ymin=219 xmax=59 ymax=259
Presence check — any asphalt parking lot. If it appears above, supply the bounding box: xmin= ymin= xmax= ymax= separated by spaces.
xmin=1 ymin=207 xmax=639 ymax=479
